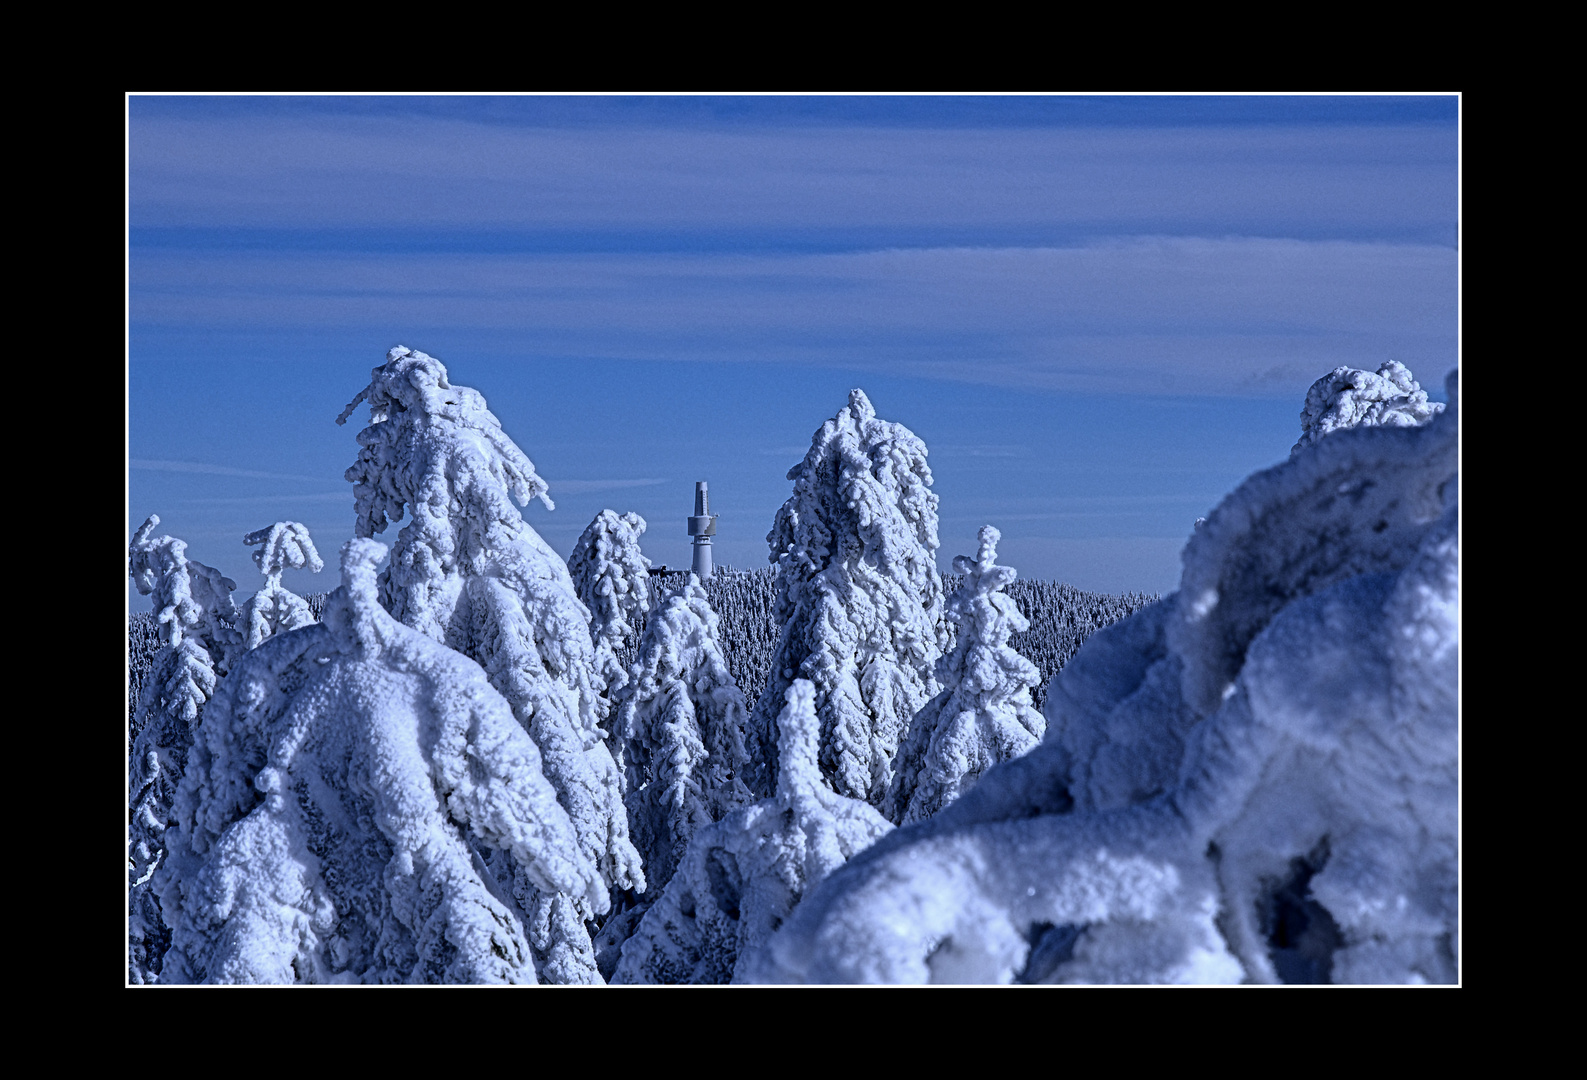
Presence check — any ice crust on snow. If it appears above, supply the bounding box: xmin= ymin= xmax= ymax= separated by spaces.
xmin=155 ymin=539 xmax=600 ymax=984
xmin=745 ymin=389 xmax=947 ymax=809
xmin=1292 ymin=360 xmax=1443 ymax=458
xmin=238 ymin=522 xmax=324 ymax=652
xmin=887 ymin=525 xmax=1045 ymax=824
xmin=759 ymin=371 xmax=1459 ymax=985
xmin=615 ymin=574 xmax=753 ymax=895
xmin=338 ymin=346 xmax=641 ymax=983
xmin=613 ymin=680 xmax=894 ymax=984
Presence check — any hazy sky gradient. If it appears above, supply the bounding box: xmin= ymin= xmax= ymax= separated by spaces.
xmin=127 ymin=94 xmax=1458 ymax=606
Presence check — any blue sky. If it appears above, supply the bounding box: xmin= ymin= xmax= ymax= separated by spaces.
xmin=127 ymin=94 xmax=1458 ymax=606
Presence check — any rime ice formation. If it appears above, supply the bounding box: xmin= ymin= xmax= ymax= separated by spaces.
xmin=127 ymin=515 xmax=241 ymax=984
xmin=155 ymin=540 xmax=601 ymax=985
xmin=238 ymin=522 xmax=324 ymax=651
xmin=338 ymin=346 xmax=641 ymax=983
xmin=615 ymin=574 xmax=753 ymax=895
xmin=745 ymin=389 xmax=946 ymax=809
xmin=1292 ymin=360 xmax=1443 ymax=457
xmin=613 ymin=681 xmax=893 ymax=984
xmin=887 ymin=526 xmax=1044 ymax=825
xmin=759 ymin=371 xmax=1459 ymax=985
xmin=569 ymin=510 xmax=652 ymax=707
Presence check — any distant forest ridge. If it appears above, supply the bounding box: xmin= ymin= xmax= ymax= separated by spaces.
xmin=126 ymin=567 xmax=1158 ymax=723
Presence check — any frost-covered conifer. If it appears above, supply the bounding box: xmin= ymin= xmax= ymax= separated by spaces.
xmin=745 ymin=389 xmax=947 ymax=809
xmin=237 ymin=521 xmax=324 ymax=651
xmin=126 ymin=515 xmax=241 ymax=983
xmin=887 ymin=526 xmax=1044 ymax=825
xmin=613 ymin=680 xmax=893 ymax=984
xmin=569 ymin=509 xmax=652 ymax=707
xmin=337 ymin=346 xmax=642 ymax=983
xmin=615 ymin=574 xmax=753 ymax=895
xmin=155 ymin=539 xmax=601 ymax=984
xmin=759 ymin=372 xmax=1459 ymax=985
xmin=1291 ymin=360 xmax=1443 ymax=456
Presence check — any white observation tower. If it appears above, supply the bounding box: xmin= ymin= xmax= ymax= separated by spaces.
xmin=688 ymin=481 xmax=718 ymax=580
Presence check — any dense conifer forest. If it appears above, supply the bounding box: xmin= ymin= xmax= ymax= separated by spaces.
xmin=128 ymin=570 xmax=1157 ymax=727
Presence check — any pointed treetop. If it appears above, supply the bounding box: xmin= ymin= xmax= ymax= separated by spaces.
xmin=847 ymin=388 xmax=875 ymax=421
xmin=244 ymin=522 xmax=324 ymax=582
xmin=953 ymin=525 xmax=1017 ymax=592
xmin=321 ymin=539 xmax=393 ymax=658
xmin=130 ymin=514 xmax=239 ymax=650
xmin=775 ymin=680 xmax=824 ymax=804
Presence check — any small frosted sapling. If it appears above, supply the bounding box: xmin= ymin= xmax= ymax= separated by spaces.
xmin=887 ymin=525 xmax=1044 ymax=825
xmin=238 ymin=521 xmax=324 ymax=651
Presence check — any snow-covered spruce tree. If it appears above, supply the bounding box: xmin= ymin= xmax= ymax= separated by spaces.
xmin=568 ymin=509 xmax=652 ymax=714
xmin=1291 ymin=360 xmax=1443 ymax=457
xmin=744 ymin=389 xmax=947 ymax=809
xmin=886 ymin=525 xmax=1044 ymax=825
xmin=615 ymin=574 xmax=753 ymax=895
xmin=127 ymin=515 xmax=242 ymax=983
xmin=337 ymin=345 xmax=642 ymax=983
xmin=758 ymin=371 xmax=1459 ymax=985
xmin=155 ymin=539 xmax=602 ymax=984
xmin=613 ymin=680 xmax=893 ymax=984
xmin=237 ymin=521 xmax=324 ymax=651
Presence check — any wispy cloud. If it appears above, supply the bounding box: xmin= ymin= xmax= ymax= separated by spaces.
xmin=549 ymin=478 xmax=669 ymax=494
xmin=178 ymin=492 xmax=351 ymax=505
xmin=131 ymin=458 xmax=339 ymax=483
xmin=933 ymin=444 xmax=1031 ymax=458
xmin=131 ymin=236 xmax=1455 ymax=398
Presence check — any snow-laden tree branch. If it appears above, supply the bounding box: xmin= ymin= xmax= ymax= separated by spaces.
xmin=337 ymin=346 xmax=641 ymax=983
xmin=613 ymin=680 xmax=893 ymax=984
xmin=127 ymin=515 xmax=242 ymax=983
xmin=569 ymin=509 xmax=652 ymax=707
xmin=237 ymin=521 xmax=324 ymax=652
xmin=615 ymin=574 xmax=753 ymax=895
xmin=887 ymin=525 xmax=1044 ymax=825
xmin=758 ymin=371 xmax=1459 ymax=985
xmin=745 ymin=389 xmax=947 ymax=809
xmin=155 ymin=540 xmax=601 ymax=984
